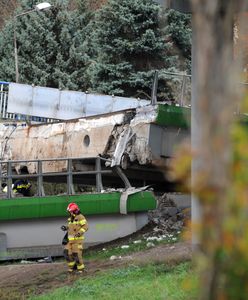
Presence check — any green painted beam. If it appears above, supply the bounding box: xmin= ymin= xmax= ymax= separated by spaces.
xmin=0 ymin=191 xmax=157 ymax=221
xmin=155 ymin=104 xmax=191 ymax=128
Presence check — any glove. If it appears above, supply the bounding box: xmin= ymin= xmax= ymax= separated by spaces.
xmin=61 ymin=225 xmax=67 ymax=231
xmin=75 ymin=232 xmax=82 ymax=238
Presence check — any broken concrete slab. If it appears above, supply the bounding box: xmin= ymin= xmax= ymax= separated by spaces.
xmin=0 ymin=105 xmax=190 ymax=191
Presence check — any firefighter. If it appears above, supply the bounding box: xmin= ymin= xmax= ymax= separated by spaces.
xmin=61 ymin=202 xmax=88 ymax=273
xmin=12 ymin=179 xmax=32 ymax=196
xmin=2 ymin=179 xmax=32 ymax=196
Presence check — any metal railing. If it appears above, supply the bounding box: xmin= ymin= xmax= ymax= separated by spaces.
xmin=0 ymin=81 xmax=15 ymax=120
xmin=0 ymin=156 xmax=131 ymax=199
xmin=155 ymin=71 xmax=192 ymax=106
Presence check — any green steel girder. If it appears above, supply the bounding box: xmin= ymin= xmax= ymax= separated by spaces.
xmin=155 ymin=104 xmax=191 ymax=128
xmin=0 ymin=191 xmax=157 ymax=221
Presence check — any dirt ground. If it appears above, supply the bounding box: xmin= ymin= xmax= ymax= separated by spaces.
xmin=0 ymin=241 xmax=191 ymax=300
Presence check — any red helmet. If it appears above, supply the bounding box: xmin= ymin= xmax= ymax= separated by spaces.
xmin=67 ymin=202 xmax=79 ymax=213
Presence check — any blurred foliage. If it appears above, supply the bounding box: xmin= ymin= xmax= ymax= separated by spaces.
xmin=170 ymin=91 xmax=248 ymax=299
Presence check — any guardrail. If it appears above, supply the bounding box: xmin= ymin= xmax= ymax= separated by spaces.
xmin=0 ymin=156 xmax=131 ymax=199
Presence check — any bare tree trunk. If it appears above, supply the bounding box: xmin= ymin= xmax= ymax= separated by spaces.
xmin=191 ymin=0 xmax=245 ymax=299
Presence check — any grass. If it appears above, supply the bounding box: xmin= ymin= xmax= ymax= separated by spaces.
xmin=0 ymin=232 xmax=188 ymax=300
xmin=29 ymin=262 xmax=197 ymax=300
xmin=83 ymin=232 xmax=181 ymax=261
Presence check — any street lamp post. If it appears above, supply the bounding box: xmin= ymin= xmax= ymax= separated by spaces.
xmin=14 ymin=2 xmax=52 ymax=83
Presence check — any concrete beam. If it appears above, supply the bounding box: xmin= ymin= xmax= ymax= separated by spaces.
xmin=0 ymin=213 xmax=148 ymax=260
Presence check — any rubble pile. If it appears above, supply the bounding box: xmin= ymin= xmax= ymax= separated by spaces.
xmin=148 ymin=193 xmax=190 ymax=235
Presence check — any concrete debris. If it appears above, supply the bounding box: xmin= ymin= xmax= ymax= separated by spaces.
xmin=37 ymin=256 xmax=53 ymax=263
xmin=111 ymin=126 xmax=133 ymax=167
xmin=110 ymin=255 xmax=117 ymax=260
xmin=130 ymin=105 xmax=158 ymax=126
xmin=133 ymin=240 xmax=142 ymax=244
xmin=103 ymin=111 xmax=153 ymax=169
xmin=121 ymin=245 xmax=130 ymax=249
xmin=146 ymin=242 xmax=155 ymax=248
xmin=146 ymin=236 xmax=162 ymax=242
xmin=109 ymin=255 xmax=122 ymax=261
xmin=101 ymin=188 xmax=125 ymax=193
xmin=148 ymin=193 xmax=190 ymax=235
xmin=20 ymin=260 xmax=33 ymax=264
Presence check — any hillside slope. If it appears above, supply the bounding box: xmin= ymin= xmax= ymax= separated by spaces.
xmin=0 ymin=241 xmax=191 ymax=300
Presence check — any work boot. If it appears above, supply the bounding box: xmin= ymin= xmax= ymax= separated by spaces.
xmin=77 ymin=268 xmax=86 ymax=274
xmin=77 ymin=263 xmax=85 ymax=274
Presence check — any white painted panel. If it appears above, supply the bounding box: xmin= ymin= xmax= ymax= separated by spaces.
xmin=1 ymin=213 xmax=148 ymax=248
xmin=7 ymin=83 xmax=150 ymax=120
xmin=85 ymin=94 xmax=113 ymax=116
xmin=8 ymin=83 xmax=33 ymax=115
xmin=112 ymin=96 xmax=138 ymax=111
xmin=32 ymin=86 xmax=60 ymax=118
xmin=59 ymin=91 xmax=87 ymax=119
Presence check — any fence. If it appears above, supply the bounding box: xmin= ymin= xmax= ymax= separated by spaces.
xmin=158 ymin=71 xmax=191 ymax=106
xmin=0 ymin=81 xmax=14 ymax=120
xmin=0 ymin=156 xmax=131 ymax=199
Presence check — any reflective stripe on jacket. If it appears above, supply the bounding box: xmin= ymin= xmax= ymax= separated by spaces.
xmin=67 ymin=213 xmax=88 ymax=241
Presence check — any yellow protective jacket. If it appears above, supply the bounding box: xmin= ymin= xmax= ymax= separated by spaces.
xmin=67 ymin=213 xmax=88 ymax=242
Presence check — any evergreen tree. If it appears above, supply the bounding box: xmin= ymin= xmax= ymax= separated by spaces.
xmin=0 ymin=0 xmax=91 ymax=90
xmin=0 ymin=0 xmax=191 ymax=99
xmin=157 ymin=8 xmax=192 ymax=103
xmin=0 ymin=21 xmax=16 ymax=81
xmin=68 ymin=0 xmax=95 ymax=90
xmin=87 ymin=0 xmax=191 ymax=100
xmin=163 ymin=9 xmax=191 ymax=72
